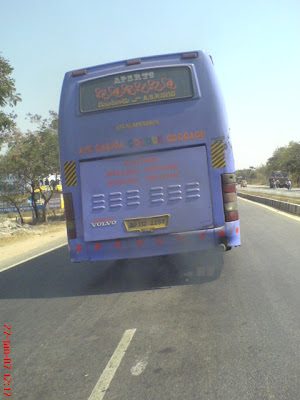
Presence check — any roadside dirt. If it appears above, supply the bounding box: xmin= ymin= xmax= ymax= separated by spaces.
xmin=0 ymin=219 xmax=67 ymax=264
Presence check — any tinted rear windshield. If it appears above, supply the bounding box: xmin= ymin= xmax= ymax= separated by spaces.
xmin=274 ymin=172 xmax=288 ymax=178
xmin=80 ymin=66 xmax=194 ymax=113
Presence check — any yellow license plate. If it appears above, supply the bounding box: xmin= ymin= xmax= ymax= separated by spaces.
xmin=124 ymin=214 xmax=170 ymax=232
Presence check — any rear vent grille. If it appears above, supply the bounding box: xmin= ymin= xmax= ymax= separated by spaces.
xmin=109 ymin=192 xmax=122 ymax=208
xmin=126 ymin=189 xmax=140 ymax=206
xmin=150 ymin=187 xmax=164 ymax=204
xmin=167 ymin=184 xmax=182 ymax=201
xmin=91 ymin=182 xmax=200 ymax=212
xmin=92 ymin=194 xmax=105 ymax=210
xmin=185 ymin=182 xmax=200 ymax=199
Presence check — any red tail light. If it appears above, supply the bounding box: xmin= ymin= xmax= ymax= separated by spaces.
xmin=225 ymin=211 xmax=239 ymax=222
xmin=223 ymin=183 xmax=236 ymax=193
xmin=63 ymin=193 xmax=76 ymax=239
xmin=222 ymin=174 xmax=239 ymax=222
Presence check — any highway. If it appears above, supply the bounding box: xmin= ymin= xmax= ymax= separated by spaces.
xmin=0 ymin=198 xmax=299 ymax=400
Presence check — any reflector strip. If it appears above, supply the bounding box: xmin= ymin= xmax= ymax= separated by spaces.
xmin=211 ymin=141 xmax=226 ymax=168
xmin=64 ymin=161 xmax=77 ymax=187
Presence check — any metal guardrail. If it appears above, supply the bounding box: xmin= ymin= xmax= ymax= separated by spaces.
xmin=237 ymin=192 xmax=300 ymax=216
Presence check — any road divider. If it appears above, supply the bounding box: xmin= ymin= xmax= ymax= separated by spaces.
xmin=237 ymin=192 xmax=300 ymax=216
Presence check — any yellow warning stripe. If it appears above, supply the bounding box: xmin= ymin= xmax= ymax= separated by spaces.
xmin=64 ymin=161 xmax=77 ymax=187
xmin=211 ymin=141 xmax=226 ymax=168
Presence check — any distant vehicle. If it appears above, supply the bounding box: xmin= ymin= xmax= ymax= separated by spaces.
xmin=58 ymin=50 xmax=241 ymax=272
xmin=41 ymin=184 xmax=62 ymax=192
xmin=40 ymin=174 xmax=61 ymax=188
xmin=28 ymin=184 xmax=63 ymax=206
xmin=269 ymin=171 xmax=289 ymax=188
xmin=240 ymin=180 xmax=247 ymax=187
xmin=237 ymin=176 xmax=244 ymax=184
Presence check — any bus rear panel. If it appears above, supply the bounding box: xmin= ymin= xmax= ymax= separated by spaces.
xmin=58 ymin=51 xmax=240 ymax=262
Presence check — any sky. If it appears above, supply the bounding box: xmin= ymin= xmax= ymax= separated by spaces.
xmin=1 ymin=0 xmax=300 ymax=169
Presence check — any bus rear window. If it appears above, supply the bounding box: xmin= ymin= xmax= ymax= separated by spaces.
xmin=80 ymin=66 xmax=194 ymax=113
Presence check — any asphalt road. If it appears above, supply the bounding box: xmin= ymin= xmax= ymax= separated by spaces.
xmin=0 ymin=199 xmax=299 ymax=400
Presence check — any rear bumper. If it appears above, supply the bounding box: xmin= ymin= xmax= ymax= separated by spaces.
xmin=69 ymin=220 xmax=240 ymax=262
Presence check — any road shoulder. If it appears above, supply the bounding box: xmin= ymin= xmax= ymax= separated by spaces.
xmin=0 ymin=225 xmax=67 ymax=271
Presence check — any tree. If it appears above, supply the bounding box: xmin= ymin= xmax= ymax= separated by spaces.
xmin=267 ymin=142 xmax=300 ymax=179
xmin=0 ymin=176 xmax=26 ymax=224
xmin=283 ymin=142 xmax=300 ymax=175
xmin=0 ymin=54 xmax=21 ymax=148
xmin=236 ymin=141 xmax=300 ymax=186
xmin=0 ymin=112 xmax=60 ymax=222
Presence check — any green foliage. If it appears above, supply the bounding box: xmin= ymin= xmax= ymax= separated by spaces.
xmin=0 ymin=54 xmax=21 ymax=146
xmin=0 ymin=180 xmax=26 ymax=224
xmin=7 ymin=213 xmax=16 ymax=219
xmin=266 ymin=141 xmax=300 ymax=185
xmin=0 ymin=112 xmax=60 ymax=222
xmin=237 ymin=141 xmax=300 ymax=186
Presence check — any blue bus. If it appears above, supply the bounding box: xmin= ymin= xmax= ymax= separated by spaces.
xmin=58 ymin=51 xmax=240 ymax=275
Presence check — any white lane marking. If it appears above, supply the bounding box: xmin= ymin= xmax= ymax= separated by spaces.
xmin=0 ymin=242 xmax=67 ymax=273
xmin=88 ymin=329 xmax=136 ymax=400
xmin=238 ymin=197 xmax=300 ymax=222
